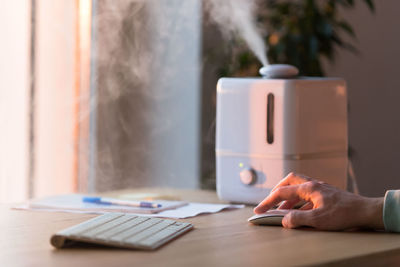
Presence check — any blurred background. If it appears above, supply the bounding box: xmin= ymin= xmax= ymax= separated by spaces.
xmin=1 ymin=0 xmax=399 ymax=203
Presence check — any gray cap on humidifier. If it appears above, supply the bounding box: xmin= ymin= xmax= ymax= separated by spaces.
xmin=259 ymin=64 xmax=299 ymax=79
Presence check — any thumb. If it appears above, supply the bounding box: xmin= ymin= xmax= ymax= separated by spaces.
xmin=282 ymin=210 xmax=315 ymax=229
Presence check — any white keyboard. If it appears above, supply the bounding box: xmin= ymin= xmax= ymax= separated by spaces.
xmin=50 ymin=213 xmax=193 ymax=250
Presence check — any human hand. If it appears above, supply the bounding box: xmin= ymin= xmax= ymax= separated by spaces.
xmin=253 ymin=173 xmax=384 ymax=231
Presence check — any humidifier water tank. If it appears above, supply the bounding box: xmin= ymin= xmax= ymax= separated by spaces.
xmin=216 ymin=77 xmax=348 ymax=204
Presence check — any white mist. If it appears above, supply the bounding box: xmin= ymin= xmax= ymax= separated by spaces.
xmin=205 ymin=0 xmax=269 ymax=66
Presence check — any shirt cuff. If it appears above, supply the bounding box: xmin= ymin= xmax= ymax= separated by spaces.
xmin=383 ymin=190 xmax=400 ymax=232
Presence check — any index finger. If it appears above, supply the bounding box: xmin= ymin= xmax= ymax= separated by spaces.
xmin=254 ymin=184 xmax=311 ymax=214
xmin=271 ymin=172 xmax=311 ymax=193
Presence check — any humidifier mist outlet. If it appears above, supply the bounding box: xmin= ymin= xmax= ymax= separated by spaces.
xmin=259 ymin=64 xmax=299 ymax=79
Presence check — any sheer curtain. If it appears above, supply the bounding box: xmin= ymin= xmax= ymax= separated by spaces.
xmin=88 ymin=0 xmax=202 ymax=192
xmin=0 ymin=0 xmax=202 ymax=203
xmin=0 ymin=2 xmax=30 ymax=203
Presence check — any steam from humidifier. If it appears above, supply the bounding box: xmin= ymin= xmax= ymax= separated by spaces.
xmin=206 ymin=0 xmax=299 ymax=79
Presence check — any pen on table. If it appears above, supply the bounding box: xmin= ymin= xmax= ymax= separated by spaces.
xmin=82 ymin=196 xmax=162 ymax=208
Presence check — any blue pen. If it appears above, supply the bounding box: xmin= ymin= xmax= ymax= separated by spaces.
xmin=83 ymin=196 xmax=162 ymax=208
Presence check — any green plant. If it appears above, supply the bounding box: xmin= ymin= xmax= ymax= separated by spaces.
xmin=219 ymin=0 xmax=375 ymax=77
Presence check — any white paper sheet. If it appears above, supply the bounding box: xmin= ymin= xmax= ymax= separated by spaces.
xmin=13 ymin=194 xmax=244 ymax=219
xmin=140 ymin=202 xmax=244 ymax=218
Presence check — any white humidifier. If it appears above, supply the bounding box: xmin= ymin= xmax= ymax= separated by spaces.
xmin=216 ymin=65 xmax=348 ymax=204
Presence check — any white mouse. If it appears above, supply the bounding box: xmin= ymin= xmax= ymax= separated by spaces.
xmin=259 ymin=64 xmax=299 ymax=79
xmin=248 ymin=209 xmax=290 ymax=226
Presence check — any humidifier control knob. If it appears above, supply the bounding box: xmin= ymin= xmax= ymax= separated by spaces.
xmin=240 ymin=169 xmax=256 ymax=185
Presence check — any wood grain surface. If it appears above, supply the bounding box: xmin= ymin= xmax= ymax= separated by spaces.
xmin=1 ymin=188 xmax=400 ymax=267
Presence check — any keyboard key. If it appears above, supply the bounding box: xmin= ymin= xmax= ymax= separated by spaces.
xmin=96 ymin=216 xmax=150 ymax=240
xmin=123 ymin=219 xmax=175 ymax=244
xmin=109 ymin=218 xmax=162 ymax=242
xmin=163 ymin=222 xmax=192 ymax=232
xmin=59 ymin=213 xmax=123 ymax=236
xmin=137 ymin=223 xmax=193 ymax=248
xmin=80 ymin=214 xmax=138 ymax=238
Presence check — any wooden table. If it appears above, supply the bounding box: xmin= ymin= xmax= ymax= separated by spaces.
xmin=2 ymin=188 xmax=400 ymax=267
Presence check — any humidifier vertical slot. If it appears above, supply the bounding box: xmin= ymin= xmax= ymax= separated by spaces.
xmin=267 ymin=93 xmax=274 ymax=144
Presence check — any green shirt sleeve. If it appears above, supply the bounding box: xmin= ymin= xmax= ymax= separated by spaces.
xmin=383 ymin=190 xmax=400 ymax=232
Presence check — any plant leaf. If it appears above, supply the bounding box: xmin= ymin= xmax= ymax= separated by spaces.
xmin=338 ymin=21 xmax=356 ymax=38
xmin=363 ymin=0 xmax=375 ymax=12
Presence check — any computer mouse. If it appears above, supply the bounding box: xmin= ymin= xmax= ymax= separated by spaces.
xmin=247 ymin=209 xmax=290 ymax=226
xmin=259 ymin=64 xmax=299 ymax=79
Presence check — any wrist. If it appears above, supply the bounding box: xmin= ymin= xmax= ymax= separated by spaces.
xmin=361 ymin=197 xmax=384 ymax=230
